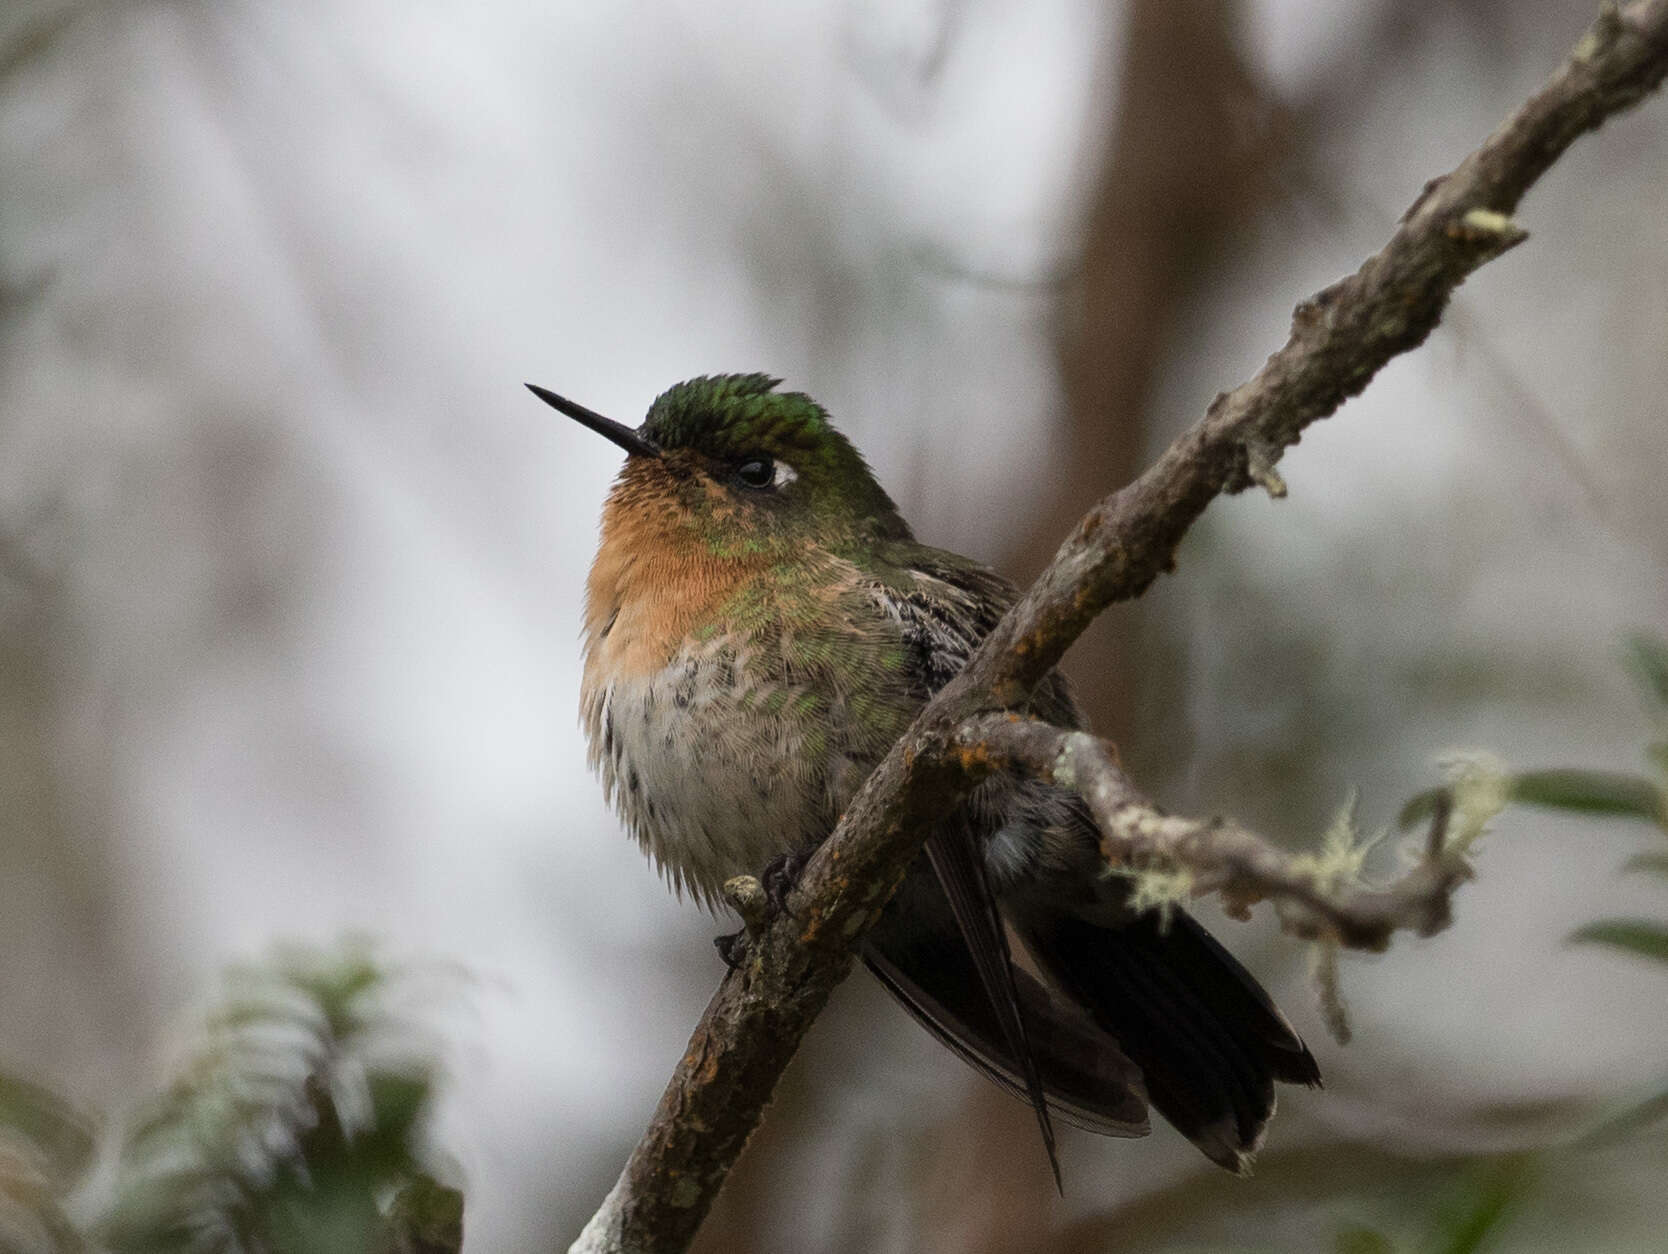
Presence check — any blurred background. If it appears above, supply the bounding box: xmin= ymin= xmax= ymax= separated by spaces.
xmin=4 ymin=0 xmax=1668 ymax=1249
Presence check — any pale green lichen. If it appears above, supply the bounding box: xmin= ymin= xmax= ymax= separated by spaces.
xmin=1050 ymin=731 xmax=1099 ymax=791
xmin=1245 ymin=441 xmax=1288 ymax=499
xmin=1573 ymin=4 xmax=1621 ymax=64
xmin=723 ymin=874 xmax=769 ymax=929
xmin=1289 ymin=790 xmax=1386 ymax=895
xmin=1309 ymin=939 xmax=1351 ymax=1046
xmin=1460 ymin=207 xmax=1518 ymax=237
xmin=1441 ymin=751 xmax=1512 ymax=854
xmin=1107 ymin=861 xmax=1195 ymax=932
xmin=1285 ymin=791 xmax=1389 ymax=1042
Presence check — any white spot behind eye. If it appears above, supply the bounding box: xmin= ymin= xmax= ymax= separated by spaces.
xmin=773 ymin=461 xmax=798 ymax=488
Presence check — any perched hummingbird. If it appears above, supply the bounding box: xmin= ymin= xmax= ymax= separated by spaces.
xmin=531 ymin=373 xmax=1319 ymax=1177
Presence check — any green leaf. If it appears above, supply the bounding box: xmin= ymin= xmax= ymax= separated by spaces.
xmin=1622 ymin=852 xmax=1668 ymax=878
xmin=1429 ymin=1154 xmax=1534 ymax=1254
xmin=1569 ymin=919 xmax=1668 ymax=964
xmin=0 ymin=1073 xmax=97 ymax=1191
xmin=1571 ymin=1083 xmax=1668 ymax=1149
xmin=1335 ymin=1226 xmax=1397 ymax=1254
xmin=366 ymin=1071 xmax=430 ymax=1147
xmin=383 ymin=1175 xmax=464 ymax=1254
xmin=1508 ymin=769 xmax=1663 ymax=823
xmin=1649 ymin=741 xmax=1668 ymax=778
xmin=264 ymin=1168 xmax=386 ymax=1254
xmin=1624 ymin=633 xmax=1668 ymax=710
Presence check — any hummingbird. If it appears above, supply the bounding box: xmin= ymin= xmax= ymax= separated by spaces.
xmin=531 ymin=372 xmax=1319 ymax=1179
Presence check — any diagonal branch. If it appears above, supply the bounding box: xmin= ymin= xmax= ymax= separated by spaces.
xmin=569 ymin=5 xmax=1668 ymax=1251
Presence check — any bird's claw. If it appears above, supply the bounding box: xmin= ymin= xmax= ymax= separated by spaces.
xmin=713 ymin=930 xmax=748 ymax=970
xmin=761 ymin=849 xmax=812 ymax=912
xmin=712 ymin=851 xmax=814 ymax=968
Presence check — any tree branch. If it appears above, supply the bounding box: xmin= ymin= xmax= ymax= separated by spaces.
xmin=953 ymin=715 xmax=1469 ymax=952
xmin=570 ymin=5 xmax=1668 ymax=1251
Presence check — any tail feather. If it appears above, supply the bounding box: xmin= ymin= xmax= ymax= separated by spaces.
xmin=864 ymin=871 xmax=1150 ymax=1140
xmin=1139 ymin=908 xmax=1322 ymax=1088
xmin=1021 ymin=908 xmax=1320 ymax=1172
xmin=866 ymin=865 xmax=1319 ymax=1173
xmin=1089 ymin=927 xmax=1271 ymax=1160
xmin=863 ymin=944 xmax=1151 ymax=1138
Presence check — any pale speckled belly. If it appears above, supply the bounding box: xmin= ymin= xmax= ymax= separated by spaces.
xmin=582 ymin=638 xmax=834 ymax=907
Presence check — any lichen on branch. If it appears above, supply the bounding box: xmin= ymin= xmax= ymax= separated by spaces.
xmin=951 ymin=715 xmax=1471 ymax=954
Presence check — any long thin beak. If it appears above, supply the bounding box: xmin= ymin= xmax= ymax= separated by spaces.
xmin=525 ymin=383 xmax=661 ymax=458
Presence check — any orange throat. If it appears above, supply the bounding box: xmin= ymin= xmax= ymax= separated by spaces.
xmin=582 ymin=484 xmax=764 ymax=684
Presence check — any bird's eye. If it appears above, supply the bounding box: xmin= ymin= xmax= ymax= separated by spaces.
xmin=734 ymin=457 xmax=797 ymax=490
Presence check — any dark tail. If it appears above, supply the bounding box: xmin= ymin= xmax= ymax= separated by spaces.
xmin=863 ymin=869 xmax=1151 ymax=1144
xmin=1020 ymin=906 xmax=1321 ymax=1172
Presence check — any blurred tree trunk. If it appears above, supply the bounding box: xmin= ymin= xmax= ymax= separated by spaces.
xmin=0 ymin=534 xmax=152 ymax=1097
xmin=1008 ymin=0 xmax=1285 ymax=751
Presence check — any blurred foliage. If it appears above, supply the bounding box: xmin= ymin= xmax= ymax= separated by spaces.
xmin=1331 ymin=1154 xmax=1537 ymax=1254
xmin=1347 ymin=632 xmax=1668 ymax=1253
xmin=0 ymin=941 xmax=460 ymax=1254
xmin=0 ymin=1073 xmax=96 ymax=1252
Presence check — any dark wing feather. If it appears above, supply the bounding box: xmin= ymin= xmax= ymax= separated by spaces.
xmin=869 ymin=547 xmax=1319 ymax=1173
xmin=868 ymin=551 xmax=1074 ymax=1180
xmin=862 ymin=899 xmax=1150 ymax=1137
xmin=923 ymin=825 xmax=1060 ymax=1186
xmin=883 ymin=548 xmax=1083 ymax=724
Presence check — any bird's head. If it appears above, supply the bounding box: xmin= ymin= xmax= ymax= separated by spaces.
xmin=530 ymin=373 xmax=909 ymax=559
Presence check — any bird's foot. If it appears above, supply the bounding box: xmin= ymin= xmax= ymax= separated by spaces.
xmin=713 ymin=851 xmax=814 ymax=969
xmin=761 ymin=849 xmax=812 ymax=912
xmin=713 ymin=930 xmax=748 ymax=970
